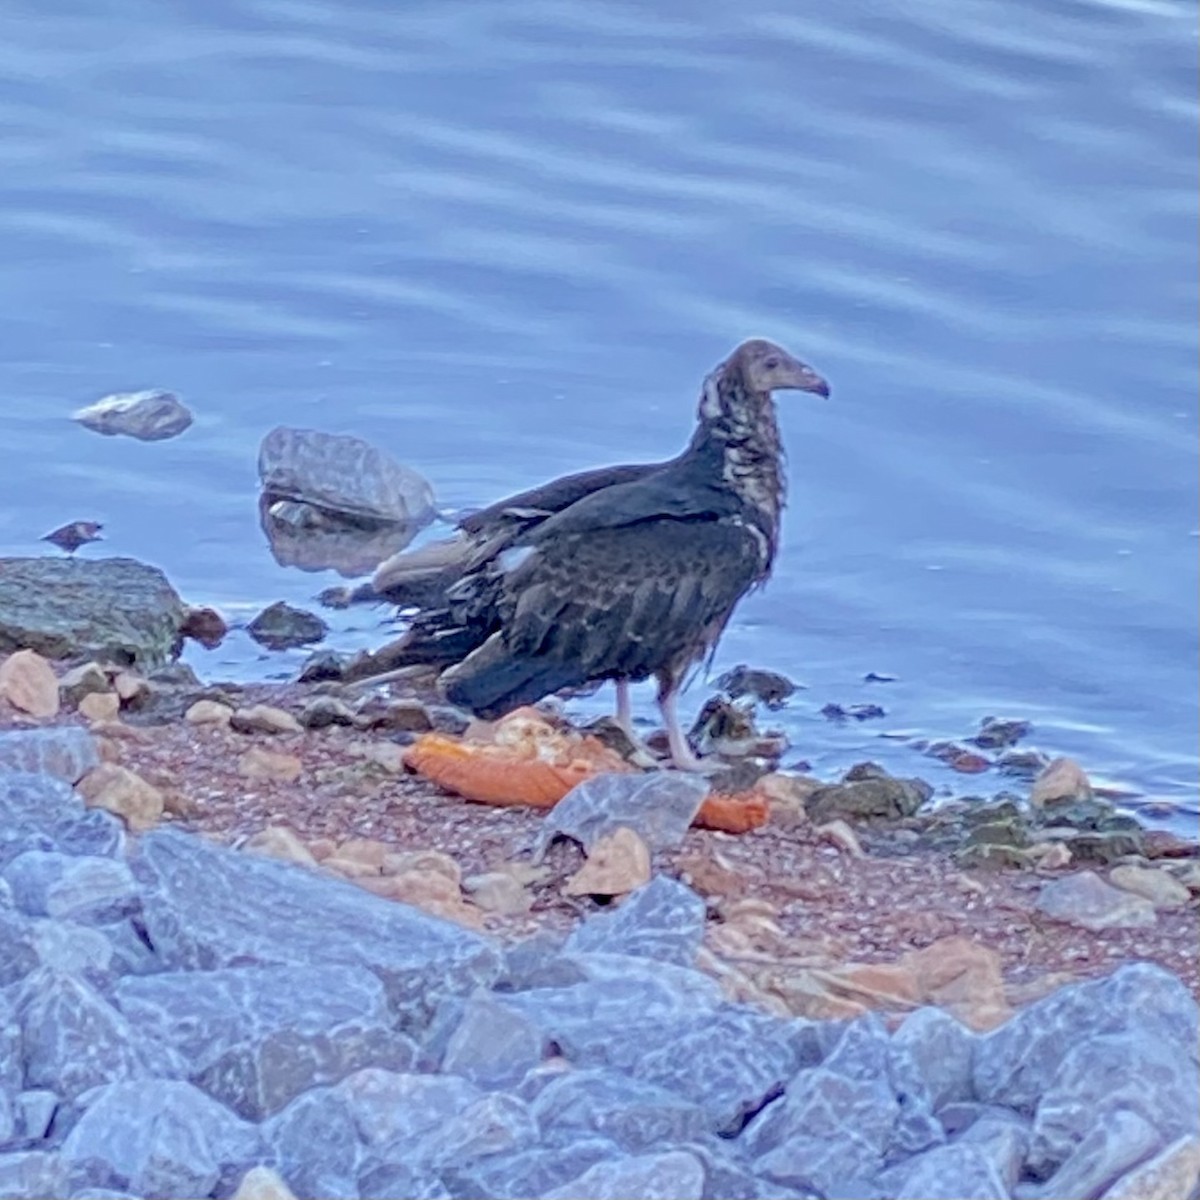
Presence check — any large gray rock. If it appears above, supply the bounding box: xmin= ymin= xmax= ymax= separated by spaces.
xmin=441 ymin=989 xmax=548 ymax=1090
xmin=744 ymin=1067 xmax=898 ymax=1196
xmin=0 ymin=728 xmax=99 ymax=784
xmin=540 ymin=1149 xmax=706 ymax=1200
xmin=0 ymin=992 xmax=22 ymax=1097
xmin=437 ymin=1135 xmax=621 ymax=1200
xmin=532 ymin=1070 xmax=710 ymax=1152
xmin=822 ymin=1013 xmax=943 ymax=1159
xmin=879 ymin=1142 xmax=1010 ymax=1200
xmin=0 ymin=1086 xmax=13 ymax=1149
xmin=16 ymin=969 xmax=169 ymax=1098
xmin=632 ymin=1006 xmax=800 ymax=1135
xmin=132 ymin=828 xmax=500 ymax=1031
xmin=565 ymin=876 xmax=706 ymax=967
xmin=357 ymin=1160 xmax=451 ymax=1200
xmin=262 ymin=1086 xmax=362 ymax=1200
xmin=973 ymin=963 xmax=1199 ymax=1113
xmin=894 ymin=1006 xmax=977 ymax=1112
xmin=1027 ymin=1030 xmax=1199 ymax=1179
xmin=0 ymin=1151 xmax=70 ymax=1199
xmin=113 ymin=965 xmax=418 ymax=1119
xmin=0 ymin=881 xmax=37 ymax=986
xmin=3 ymin=852 xmax=138 ymax=923
xmin=415 ymin=1092 xmax=538 ymax=1170
xmin=1099 ymin=1134 xmax=1200 ymax=1200
xmin=0 ymin=772 xmax=90 ymax=869
xmin=0 ymin=557 xmax=186 ymax=669
xmin=258 ymin=426 xmax=436 ymax=525
xmin=61 ymin=1080 xmax=258 ymax=1199
xmin=334 ymin=1069 xmax=481 ymax=1150
xmin=532 ymin=773 xmax=710 ymax=861
xmin=30 ymin=919 xmax=115 ymax=980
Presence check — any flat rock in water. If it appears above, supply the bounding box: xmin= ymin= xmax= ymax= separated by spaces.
xmin=246 ymin=601 xmax=328 ymax=651
xmin=132 ymin=828 xmax=501 ymax=1031
xmin=565 ymin=876 xmax=706 ymax=967
xmin=1035 ymin=870 xmax=1156 ymax=931
xmin=0 ymin=557 xmax=186 ymax=669
xmin=61 ymin=1079 xmax=258 ymax=1198
xmin=532 ymin=772 xmax=710 ymax=861
xmin=113 ymin=965 xmax=418 ymax=1120
xmin=72 ymin=389 xmax=193 ymax=441
xmin=258 ymin=426 xmax=436 ymax=525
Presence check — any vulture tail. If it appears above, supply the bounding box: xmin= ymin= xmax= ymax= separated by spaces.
xmin=441 ymin=634 xmax=581 ymax=719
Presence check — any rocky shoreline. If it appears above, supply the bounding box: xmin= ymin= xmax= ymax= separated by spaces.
xmin=1 ymin=556 xmax=1198 ymax=1199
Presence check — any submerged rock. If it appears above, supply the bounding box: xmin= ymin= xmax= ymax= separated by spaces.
xmin=246 ymin=601 xmax=328 ymax=651
xmin=258 ymin=426 xmax=436 ymax=526
xmin=0 ymin=557 xmax=186 ymax=669
xmin=715 ymin=665 xmax=798 ymax=708
xmin=72 ymin=389 xmax=193 ymax=441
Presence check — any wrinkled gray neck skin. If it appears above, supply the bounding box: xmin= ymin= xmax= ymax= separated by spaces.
xmin=682 ymin=364 xmax=787 ymax=573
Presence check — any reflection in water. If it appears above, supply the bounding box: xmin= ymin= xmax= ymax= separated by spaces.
xmin=258 ymin=495 xmax=427 ymax=578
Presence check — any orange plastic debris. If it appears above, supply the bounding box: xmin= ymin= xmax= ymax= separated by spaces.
xmin=694 ymin=791 xmax=770 ymax=834
xmin=404 ymin=731 xmax=631 ymax=809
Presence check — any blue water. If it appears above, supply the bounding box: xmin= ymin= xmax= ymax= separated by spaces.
xmin=1 ymin=0 xmax=1195 ymax=824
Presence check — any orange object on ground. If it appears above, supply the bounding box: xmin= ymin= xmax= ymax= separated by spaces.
xmin=404 ymin=709 xmax=770 ymax=834
xmin=695 ymin=791 xmax=770 ymax=834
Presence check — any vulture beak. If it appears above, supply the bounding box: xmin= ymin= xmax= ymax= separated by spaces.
xmin=796 ymin=364 xmax=830 ymax=398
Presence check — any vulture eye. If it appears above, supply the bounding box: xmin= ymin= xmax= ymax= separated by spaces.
xmin=764 ymin=356 xmax=780 ymax=370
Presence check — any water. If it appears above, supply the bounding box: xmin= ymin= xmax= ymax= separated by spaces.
xmin=1 ymin=0 xmax=1195 ymax=826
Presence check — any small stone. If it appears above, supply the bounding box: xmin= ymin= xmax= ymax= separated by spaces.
xmin=1031 ymin=841 xmax=1073 ymax=869
xmin=325 ymin=857 xmax=381 ymax=879
xmin=297 ymin=650 xmax=347 ymax=683
xmin=185 ymin=698 xmax=234 ymax=726
xmin=1031 ymin=757 xmax=1093 ymax=807
xmin=73 ymin=388 xmax=193 ymax=441
xmin=0 ymin=650 xmax=60 ymax=718
xmin=380 ymin=849 xmax=461 ymax=884
xmin=247 ymin=601 xmax=328 ymax=651
xmin=76 ymin=763 xmax=163 ymax=831
xmin=237 ymin=746 xmax=303 ymax=783
xmin=243 ymin=825 xmax=317 ymax=867
xmin=1099 ymin=1133 xmax=1200 ymax=1200
xmin=1036 ymin=870 xmax=1157 ymax=931
xmin=352 ymin=741 xmax=407 ymax=773
xmin=1108 ymin=863 xmax=1191 ymax=910
xmin=816 ymin=818 xmax=865 ymax=857
xmin=565 ymin=827 xmax=651 ymax=897
xmin=230 ymin=704 xmax=302 ymax=735
xmin=972 ymin=716 xmax=1032 ymax=751
xmin=807 ymin=762 xmax=931 ymax=823
xmin=180 ymin=605 xmax=228 ymax=649
xmin=716 ymin=664 xmax=798 ymax=707
xmin=59 ymin=662 xmax=110 ymax=705
xmin=299 ymin=695 xmax=356 ymax=729
xmin=372 ymin=698 xmax=435 ymax=733
xmin=112 ymin=671 xmax=149 ymax=706
xmin=363 ymin=871 xmax=482 ymax=928
xmin=232 ymin=1165 xmax=298 ymax=1200
xmin=78 ymin=691 xmax=120 ymax=723
xmin=462 ymin=871 xmax=532 ymax=915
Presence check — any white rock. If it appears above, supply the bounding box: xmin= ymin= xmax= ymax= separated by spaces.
xmin=72 ymin=389 xmax=193 ymax=441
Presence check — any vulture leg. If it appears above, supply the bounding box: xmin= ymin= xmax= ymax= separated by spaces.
xmin=656 ymin=672 xmax=707 ymax=772
xmin=614 ymin=679 xmax=634 ymax=741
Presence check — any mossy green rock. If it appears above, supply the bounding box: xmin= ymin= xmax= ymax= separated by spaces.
xmin=0 ymin=557 xmax=185 ymax=670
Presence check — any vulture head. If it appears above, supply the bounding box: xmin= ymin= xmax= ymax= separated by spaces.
xmin=730 ymin=338 xmax=830 ymax=398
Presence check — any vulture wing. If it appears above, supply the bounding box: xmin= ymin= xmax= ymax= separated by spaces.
xmin=440 ymin=481 xmax=768 ymax=719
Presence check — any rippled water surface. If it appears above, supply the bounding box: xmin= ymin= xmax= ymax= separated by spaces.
xmin=1 ymin=0 xmax=1195 ymax=822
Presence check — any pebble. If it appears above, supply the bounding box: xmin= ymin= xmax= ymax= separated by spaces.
xmin=230 ymin=704 xmax=303 ymax=735
xmin=0 ymin=649 xmax=60 ymax=718
xmin=462 ymin=871 xmax=532 ymax=915
xmin=76 ymin=763 xmax=164 ymax=832
xmin=1036 ymin=870 xmax=1157 ymax=930
xmin=298 ymin=695 xmax=356 ymax=729
xmin=78 ymin=691 xmax=120 ymax=723
xmin=237 ymin=747 xmax=303 ymax=784
xmin=564 ymin=827 xmax=652 ymax=897
xmin=58 ymin=662 xmax=109 ymax=705
xmin=1108 ymin=863 xmax=1191 ymax=910
xmin=242 ymin=826 xmax=318 ymax=867
xmin=185 ymin=699 xmax=235 ymax=726
xmin=1031 ymin=757 xmax=1093 ymax=807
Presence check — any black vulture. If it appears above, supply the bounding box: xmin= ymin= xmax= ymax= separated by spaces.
xmin=361 ymin=338 xmax=829 ymax=769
